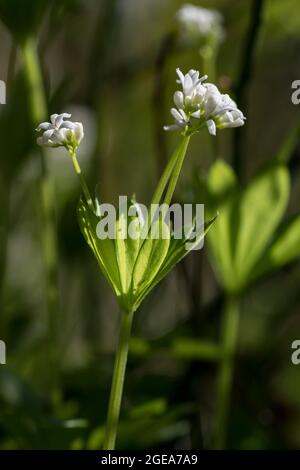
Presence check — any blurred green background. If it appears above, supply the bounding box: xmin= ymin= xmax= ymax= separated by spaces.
xmin=0 ymin=0 xmax=300 ymax=450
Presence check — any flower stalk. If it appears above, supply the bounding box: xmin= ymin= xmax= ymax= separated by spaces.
xmin=102 ymin=134 xmax=191 ymax=450
xmin=151 ymin=134 xmax=190 ymax=205
xmin=163 ymin=134 xmax=190 ymax=206
xmin=70 ymin=150 xmax=95 ymax=213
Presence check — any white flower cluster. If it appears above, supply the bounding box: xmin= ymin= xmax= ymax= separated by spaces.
xmin=164 ymin=68 xmax=245 ymax=136
xmin=36 ymin=113 xmax=84 ymax=153
xmin=176 ymin=3 xmax=224 ymax=44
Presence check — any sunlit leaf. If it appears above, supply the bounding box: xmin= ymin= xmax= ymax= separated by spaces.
xmin=77 ymin=198 xmax=122 ymax=297
xmin=171 ymin=338 xmax=221 ymax=361
xmin=205 ymin=160 xmax=240 ymax=291
xmin=200 ymin=160 xmax=290 ymax=293
xmin=134 ymin=216 xmax=216 ymax=309
xmin=251 ymin=213 xmax=300 ymax=280
xmin=129 ymin=398 xmax=167 ymax=418
xmin=131 ymin=215 xmax=170 ymax=304
xmin=234 ymin=163 xmax=290 ymax=286
xmin=115 ymin=199 xmax=143 ymax=295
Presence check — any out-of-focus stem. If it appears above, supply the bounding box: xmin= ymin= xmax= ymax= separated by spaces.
xmin=20 ymin=36 xmax=59 ymax=380
xmin=152 ymin=32 xmax=176 ymax=176
xmin=200 ymin=44 xmax=216 ymax=83
xmin=214 ymin=295 xmax=240 ymax=449
xmin=20 ymin=36 xmax=47 ymax=131
xmin=103 ymin=310 xmax=134 ymax=450
xmin=200 ymin=44 xmax=219 ymax=161
xmin=233 ymin=0 xmax=265 ymax=180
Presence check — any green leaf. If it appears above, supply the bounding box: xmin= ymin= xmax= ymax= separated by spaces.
xmin=134 ymin=216 xmax=216 ymax=309
xmin=129 ymin=398 xmax=167 ymax=419
xmin=233 ymin=163 xmax=290 ymax=286
xmin=77 ymin=198 xmax=122 ymax=297
xmin=202 ymin=160 xmax=290 ymax=293
xmin=276 ymin=119 xmax=300 ymax=163
xmin=206 ymin=159 xmax=238 ymax=203
xmin=78 ymin=196 xmax=215 ymax=312
xmin=205 ymin=160 xmax=240 ymax=291
xmin=131 ymin=215 xmax=170 ymax=305
xmin=156 ymin=217 xmax=216 ymax=282
xmin=251 ymin=213 xmax=300 ymax=280
xmin=115 ymin=200 xmax=143 ymax=295
xmin=171 ymin=338 xmax=221 ymax=361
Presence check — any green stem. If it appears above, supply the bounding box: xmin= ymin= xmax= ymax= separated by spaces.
xmin=70 ymin=151 xmax=95 ymax=212
xmin=214 ymin=295 xmax=240 ymax=449
xmin=20 ymin=36 xmax=47 ymax=124
xmin=200 ymin=44 xmax=219 ymax=161
xmin=200 ymin=45 xmax=216 ymax=83
xmin=151 ymin=135 xmax=190 ymax=206
xmin=20 ymin=36 xmax=59 ymax=384
xmin=163 ymin=135 xmax=190 ymax=206
xmin=152 ymin=32 xmax=176 ymax=176
xmin=233 ymin=0 xmax=265 ymax=180
xmin=103 ymin=310 xmax=134 ymax=450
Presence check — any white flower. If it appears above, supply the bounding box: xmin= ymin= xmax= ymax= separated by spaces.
xmin=164 ymin=68 xmax=245 ymax=136
xmin=164 ymin=69 xmax=207 ymax=131
xmin=36 ymin=113 xmax=84 ymax=152
xmin=203 ymin=87 xmax=246 ymax=135
xmin=176 ymin=4 xmax=224 ymax=44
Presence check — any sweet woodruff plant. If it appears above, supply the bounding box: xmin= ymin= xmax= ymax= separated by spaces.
xmin=36 ymin=68 xmax=245 ymax=450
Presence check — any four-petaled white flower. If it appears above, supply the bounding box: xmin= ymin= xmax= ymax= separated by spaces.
xmin=176 ymin=3 xmax=224 ymax=44
xmin=164 ymin=68 xmax=245 ymax=136
xmin=36 ymin=113 xmax=84 ymax=153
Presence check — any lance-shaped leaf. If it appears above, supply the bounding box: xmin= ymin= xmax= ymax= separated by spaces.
xmin=233 ymin=162 xmax=290 ymax=287
xmin=251 ymin=214 xmax=300 ymax=281
xmin=115 ymin=199 xmax=144 ymax=296
xmin=132 ymin=216 xmax=217 ymax=310
xmin=77 ymin=199 xmax=122 ymax=297
xmin=198 ymin=160 xmax=290 ymax=293
xmin=205 ymin=160 xmax=240 ymax=292
xmin=131 ymin=215 xmax=171 ymax=303
xmin=78 ymin=196 xmax=215 ymax=313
